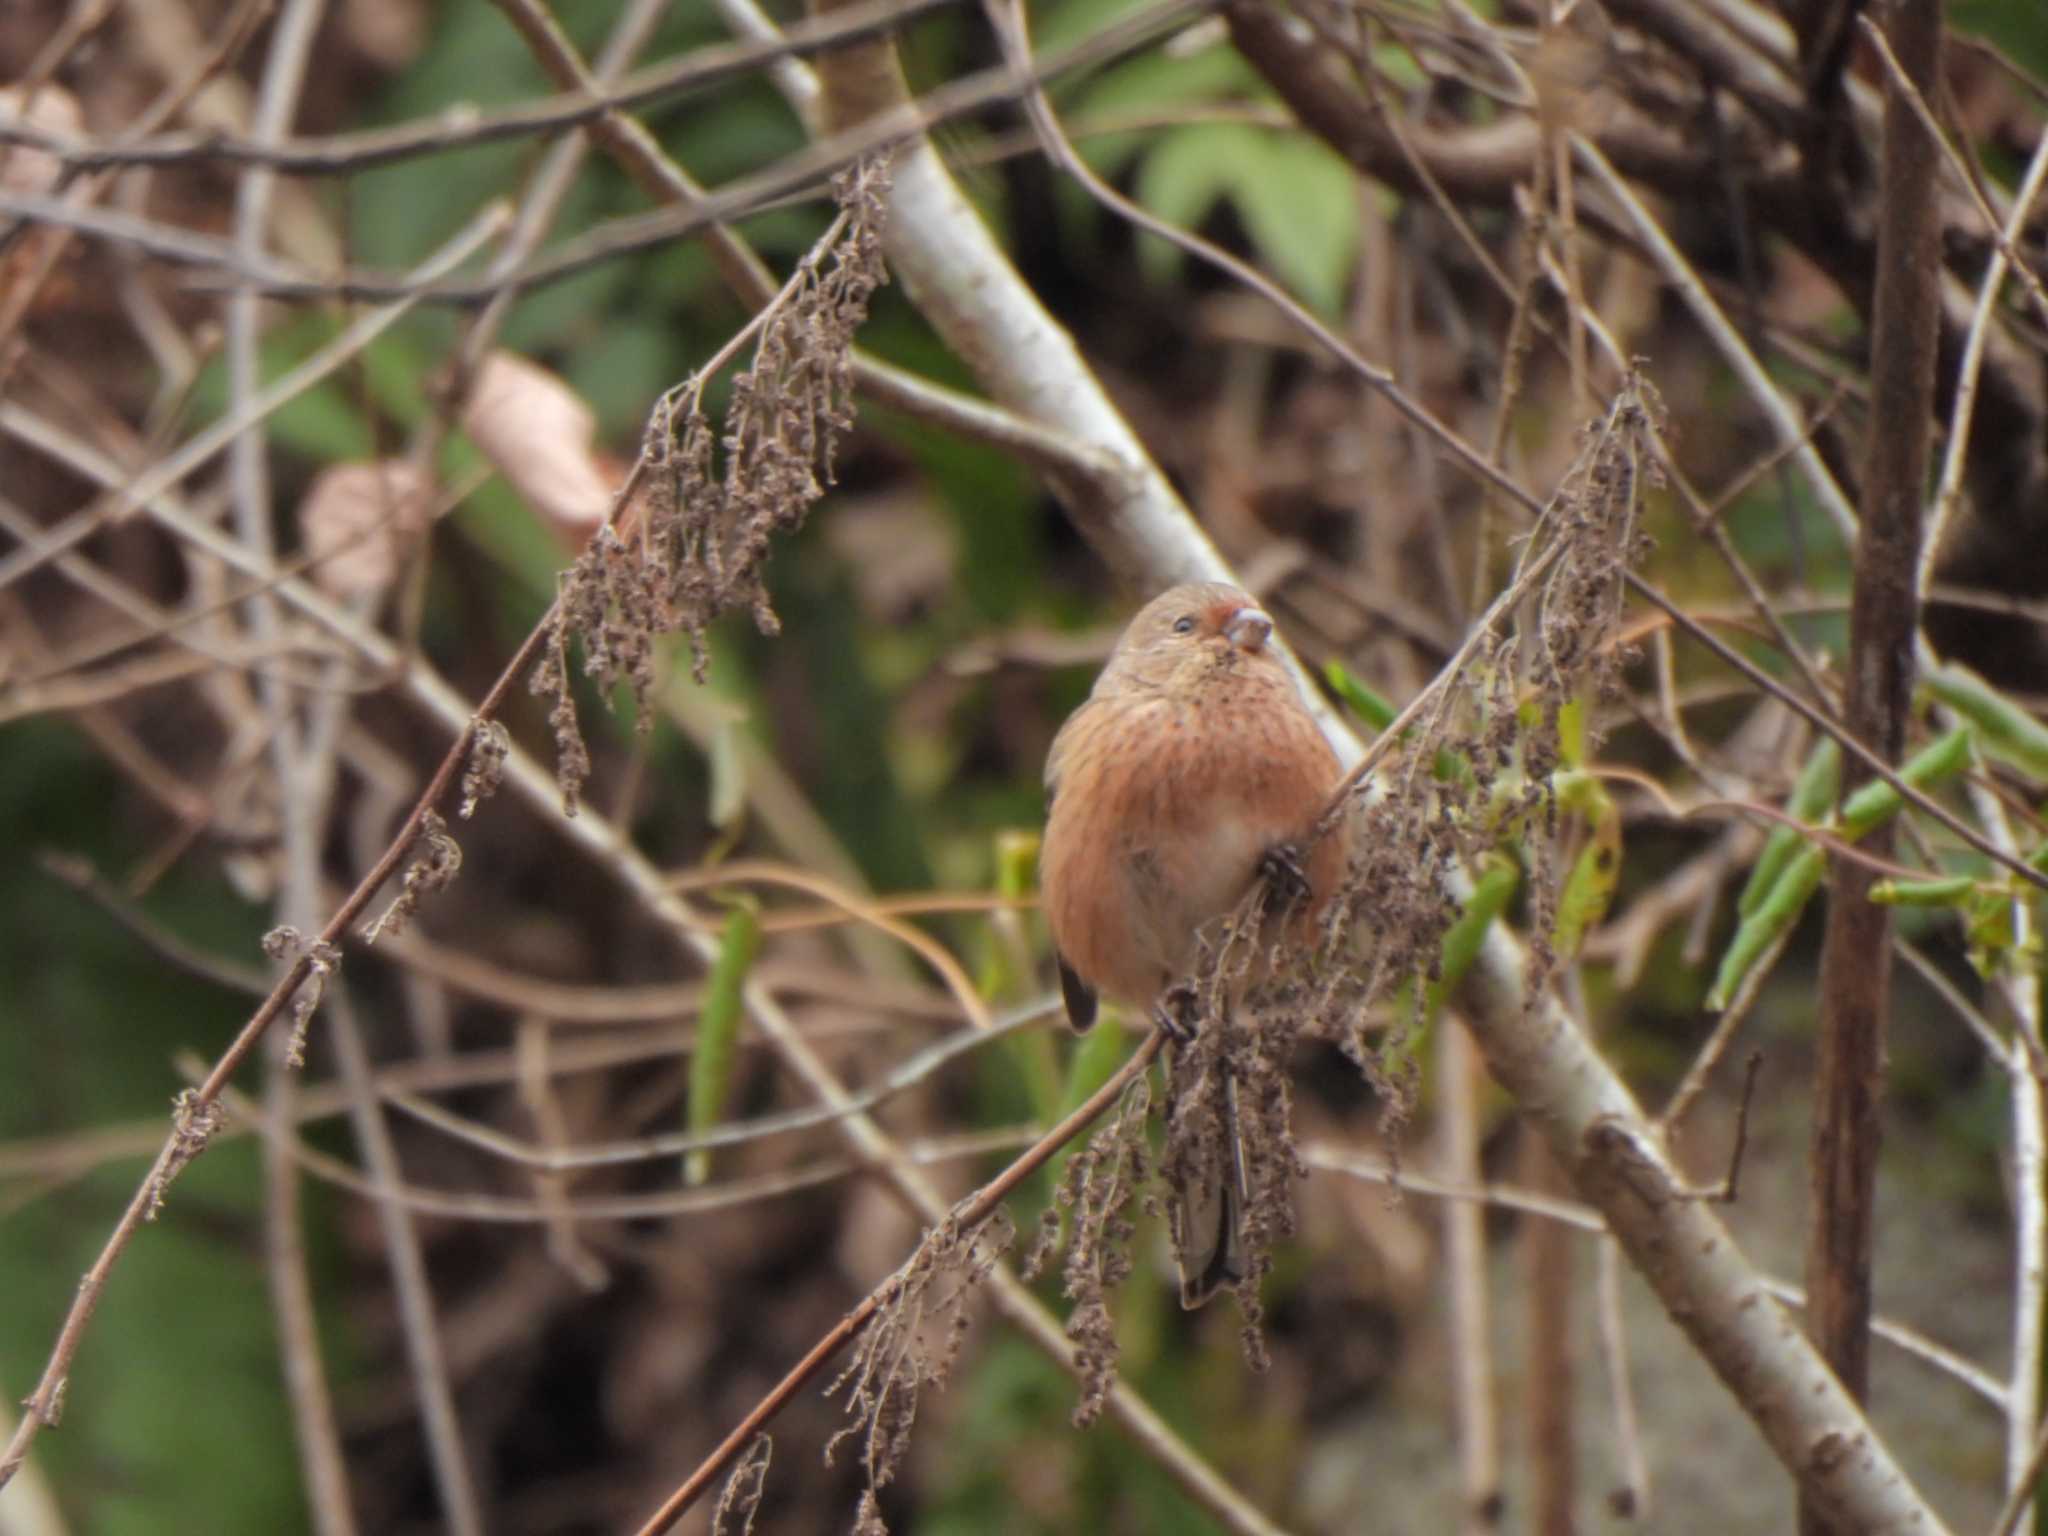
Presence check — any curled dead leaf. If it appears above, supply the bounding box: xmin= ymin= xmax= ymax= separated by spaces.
xmin=298 ymin=459 xmax=433 ymax=596
xmin=463 ymin=350 xmax=614 ymax=537
xmin=0 ymin=84 xmax=82 ymax=199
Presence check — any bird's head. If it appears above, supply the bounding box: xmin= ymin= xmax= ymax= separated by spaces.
xmin=1102 ymin=582 xmax=1283 ymax=694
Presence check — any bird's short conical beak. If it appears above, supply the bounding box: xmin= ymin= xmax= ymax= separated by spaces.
xmin=1224 ymin=606 xmax=1273 ymax=653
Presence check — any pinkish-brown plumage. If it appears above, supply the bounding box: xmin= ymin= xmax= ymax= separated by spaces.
xmin=1040 ymin=582 xmax=1346 ymax=1303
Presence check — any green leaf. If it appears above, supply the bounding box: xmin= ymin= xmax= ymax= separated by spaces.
xmin=1922 ymin=662 xmax=2048 ymax=781
xmin=1426 ymin=853 xmax=1521 ymax=1019
xmin=983 ymin=830 xmax=1062 ymax=1126
xmin=1868 ymin=875 xmax=1978 ymax=907
xmin=1710 ymin=728 xmax=1972 ymax=1009
xmin=1131 ymin=121 xmax=1260 ymax=281
xmin=684 ymin=895 xmax=762 ymax=1186
xmin=1552 ymin=775 xmax=1621 ymax=963
xmin=1708 ymin=844 xmax=1824 ymax=1010
xmin=1227 ymin=132 xmax=1361 ymax=316
xmin=1964 ymin=885 xmax=2038 ymax=979
xmin=1129 ymin=123 xmax=1361 ymax=312
xmin=1839 ymin=727 xmax=1973 ymax=837
xmin=1738 ymin=738 xmax=1840 ymax=918
xmin=1556 ymin=696 xmax=1589 ymax=771
xmin=1323 ymin=659 xmax=1397 ymax=730
xmin=1069 ymin=36 xmax=1258 ymax=166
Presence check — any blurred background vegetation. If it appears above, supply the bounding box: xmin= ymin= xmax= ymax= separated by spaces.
xmin=4 ymin=0 xmax=2048 ymax=1531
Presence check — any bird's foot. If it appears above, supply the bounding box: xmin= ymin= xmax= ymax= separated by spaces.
xmin=1152 ymin=982 xmax=1201 ymax=1044
xmin=1258 ymin=841 xmax=1311 ymax=910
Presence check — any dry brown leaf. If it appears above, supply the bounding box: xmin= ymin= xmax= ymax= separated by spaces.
xmin=297 ymin=459 xmax=433 ymax=596
xmin=463 ymin=350 xmax=614 ymax=536
xmin=0 ymin=84 xmax=82 ymax=199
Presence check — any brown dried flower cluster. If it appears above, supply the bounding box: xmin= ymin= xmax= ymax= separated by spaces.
xmin=1318 ymin=372 xmax=1659 ymax=1037
xmin=260 ymin=924 xmax=345 ymax=1069
xmin=531 ymin=158 xmax=892 ymax=814
xmin=711 ymin=1434 xmax=772 ymax=1536
xmin=364 ymin=810 xmax=463 ymax=945
xmin=825 ymin=1206 xmax=1012 ymax=1526
xmin=1017 ymin=1074 xmax=1154 ymax=1423
xmin=146 ymin=1088 xmax=228 ymax=1221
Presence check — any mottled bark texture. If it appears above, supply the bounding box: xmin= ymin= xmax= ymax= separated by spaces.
xmin=1801 ymin=3 xmax=1942 ymax=1533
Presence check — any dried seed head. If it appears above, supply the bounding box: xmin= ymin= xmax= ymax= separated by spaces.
xmin=1052 ymin=1075 xmax=1151 ymax=1423
xmin=531 ymin=157 xmax=892 ymax=807
xmin=712 ymin=1435 xmax=772 ymax=1536
xmin=365 ymin=811 xmax=462 ymax=944
xmin=826 ymin=1203 xmax=1009 ymax=1502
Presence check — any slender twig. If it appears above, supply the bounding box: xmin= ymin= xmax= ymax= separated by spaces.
xmin=1898 ymin=941 xmax=2016 ymax=1066
xmin=4 ymin=0 xmax=1218 ymax=306
xmin=0 ymin=1022 xmax=901 ymax=1191
xmin=1991 ymin=1412 xmax=2048 ymax=1536
xmin=1956 ymin=770 xmax=2048 ymax=1506
xmin=665 ymin=857 xmax=992 ymax=1030
xmin=0 ymin=0 xmax=970 ymax=175
xmin=211 ymin=1063 xmax=1038 ymax=1222
xmin=378 ymin=1003 xmax=1048 ymax=1173
xmin=36 ymin=852 xmax=270 ymax=994
xmin=1531 ymin=197 xmax=1840 ymax=716
xmin=0 ymin=212 xmax=555 ymax=1491
xmin=325 ymin=989 xmax=488 ymax=1535
xmin=1596 ymin=1237 xmax=1650 ymax=1518
xmin=1438 ymin=1018 xmax=1502 ymax=1531
xmin=1522 ymin=1123 xmax=1577 ymax=1536
xmin=986 ymin=0 xmax=1538 ymax=520
xmin=1629 ymin=579 xmax=2048 ymax=893
xmin=514 ymin=1020 xmax=609 ymax=1290
xmin=0 ymin=0 xmax=270 ymax=353
xmin=624 ymin=1030 xmax=1166 ymax=1536
xmin=1918 ymin=107 xmax=2048 ymax=601
xmin=1569 ymin=134 xmax=1858 ymax=545
xmin=1855 ymin=15 xmax=2048 ymax=336
xmin=486 ymin=0 xmax=1132 ymax=495
xmin=226 ymin=0 xmax=361 ymax=1521
xmin=0 ymin=203 xmax=509 ymax=595
xmin=1303 ymin=1143 xmax=2009 ymax=1411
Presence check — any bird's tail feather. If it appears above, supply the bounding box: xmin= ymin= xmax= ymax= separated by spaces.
xmin=1178 ymin=1065 xmax=1249 ymax=1309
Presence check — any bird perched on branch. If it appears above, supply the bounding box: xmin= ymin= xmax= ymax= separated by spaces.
xmin=1040 ymin=582 xmax=1348 ymax=1306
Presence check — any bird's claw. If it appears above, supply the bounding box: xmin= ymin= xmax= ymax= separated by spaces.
xmin=1258 ymin=842 xmax=1311 ymax=909
xmin=1153 ymin=982 xmax=1200 ymax=1044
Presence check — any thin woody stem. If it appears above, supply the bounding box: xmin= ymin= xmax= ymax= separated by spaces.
xmin=626 ymin=1029 xmax=1165 ymax=1535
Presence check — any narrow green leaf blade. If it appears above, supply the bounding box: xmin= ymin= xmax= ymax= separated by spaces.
xmin=684 ymin=896 xmax=763 ymax=1186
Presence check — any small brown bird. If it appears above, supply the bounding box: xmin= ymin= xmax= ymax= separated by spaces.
xmin=1040 ymin=582 xmax=1347 ymax=1305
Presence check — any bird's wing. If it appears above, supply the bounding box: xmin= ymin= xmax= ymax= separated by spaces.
xmin=1043 ymin=703 xmax=1082 ymax=802
xmin=1045 ymin=701 xmax=1105 ymax=1032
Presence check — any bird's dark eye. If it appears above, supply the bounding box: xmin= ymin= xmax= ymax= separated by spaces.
xmin=1172 ymin=616 xmax=1198 ymax=635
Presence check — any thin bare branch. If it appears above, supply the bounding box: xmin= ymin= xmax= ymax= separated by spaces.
xmin=624 ymin=1031 xmax=1167 ymax=1536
